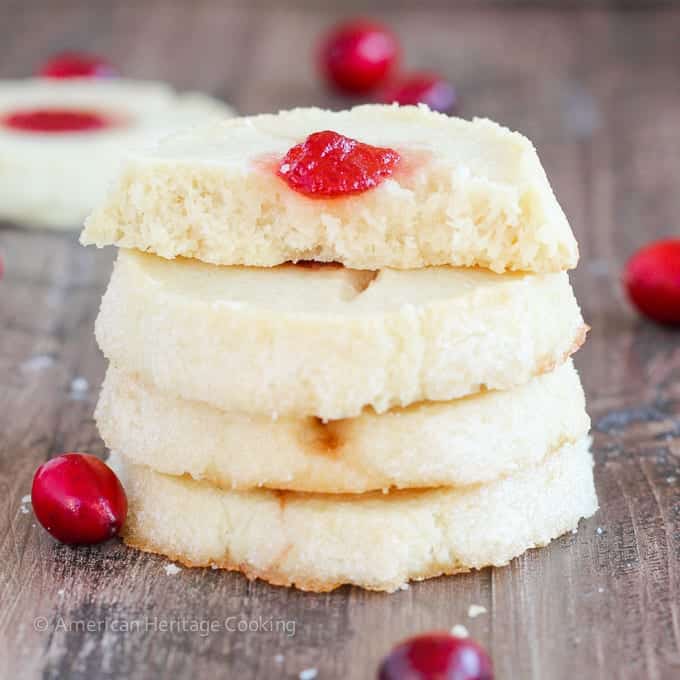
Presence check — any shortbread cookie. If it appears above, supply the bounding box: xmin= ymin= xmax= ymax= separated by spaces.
xmin=96 ymin=250 xmax=587 ymax=420
xmin=0 ymin=79 xmax=232 ymax=229
xmin=97 ymin=361 xmax=589 ymax=492
xmin=81 ymin=105 xmax=577 ymax=272
xmin=110 ymin=437 xmax=598 ymax=592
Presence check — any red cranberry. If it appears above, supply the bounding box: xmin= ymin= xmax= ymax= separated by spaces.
xmin=2 ymin=109 xmax=110 ymax=133
xmin=319 ymin=19 xmax=399 ymax=94
xmin=624 ymin=239 xmax=680 ymax=325
xmin=380 ymin=73 xmax=458 ymax=114
xmin=38 ymin=52 xmax=117 ymax=79
xmin=378 ymin=632 xmax=493 ymax=680
xmin=31 ymin=453 xmax=127 ymax=545
xmin=278 ymin=130 xmax=400 ymax=198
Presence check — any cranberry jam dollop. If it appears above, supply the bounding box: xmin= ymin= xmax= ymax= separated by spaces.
xmin=2 ymin=109 xmax=111 ymax=133
xmin=277 ymin=130 xmax=400 ymax=198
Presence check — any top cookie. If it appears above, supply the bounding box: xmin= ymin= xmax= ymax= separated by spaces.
xmin=82 ymin=104 xmax=577 ymax=272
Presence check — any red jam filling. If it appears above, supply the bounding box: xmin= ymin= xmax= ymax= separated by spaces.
xmin=277 ymin=130 xmax=401 ymax=198
xmin=39 ymin=52 xmax=117 ymax=79
xmin=2 ymin=109 xmax=111 ymax=133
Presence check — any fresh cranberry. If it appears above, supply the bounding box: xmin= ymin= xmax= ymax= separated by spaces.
xmin=2 ymin=109 xmax=110 ymax=133
xmin=623 ymin=239 xmax=680 ymax=325
xmin=380 ymin=73 xmax=458 ymax=113
xmin=31 ymin=453 xmax=127 ymax=545
xmin=278 ymin=130 xmax=400 ymax=198
xmin=38 ymin=52 xmax=117 ymax=79
xmin=319 ymin=19 xmax=399 ymax=94
xmin=378 ymin=632 xmax=493 ymax=680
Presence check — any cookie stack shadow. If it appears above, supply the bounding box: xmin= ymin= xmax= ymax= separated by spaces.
xmin=82 ymin=105 xmax=597 ymax=592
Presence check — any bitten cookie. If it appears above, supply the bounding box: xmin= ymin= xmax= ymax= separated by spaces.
xmin=82 ymin=104 xmax=577 ymax=272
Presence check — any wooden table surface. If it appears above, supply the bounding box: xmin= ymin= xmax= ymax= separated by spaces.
xmin=1 ymin=2 xmax=679 ymax=678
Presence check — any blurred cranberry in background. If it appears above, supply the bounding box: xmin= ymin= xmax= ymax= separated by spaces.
xmin=39 ymin=52 xmax=117 ymax=78
xmin=380 ymin=72 xmax=457 ymax=113
xmin=623 ymin=239 xmax=680 ymax=325
xmin=319 ymin=19 xmax=399 ymax=94
xmin=378 ymin=632 xmax=493 ymax=680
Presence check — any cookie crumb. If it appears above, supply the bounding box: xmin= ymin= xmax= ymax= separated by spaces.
xmin=164 ymin=563 xmax=181 ymax=575
xmin=468 ymin=604 xmax=487 ymax=618
xmin=69 ymin=376 xmax=90 ymax=400
xmin=299 ymin=669 xmax=317 ymax=680
xmin=451 ymin=624 xmax=469 ymax=638
xmin=21 ymin=354 xmax=54 ymax=373
xmin=21 ymin=495 xmax=31 ymax=504
xmin=70 ymin=377 xmax=89 ymax=392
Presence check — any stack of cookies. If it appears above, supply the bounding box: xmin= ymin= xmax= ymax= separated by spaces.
xmin=82 ymin=105 xmax=597 ymax=592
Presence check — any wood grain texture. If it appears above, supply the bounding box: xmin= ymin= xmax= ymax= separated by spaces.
xmin=1 ymin=2 xmax=679 ymax=678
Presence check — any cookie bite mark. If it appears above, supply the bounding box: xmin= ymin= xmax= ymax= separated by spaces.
xmin=299 ymin=417 xmax=346 ymax=457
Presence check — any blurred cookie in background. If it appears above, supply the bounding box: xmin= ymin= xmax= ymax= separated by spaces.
xmin=0 ymin=53 xmax=233 ymax=230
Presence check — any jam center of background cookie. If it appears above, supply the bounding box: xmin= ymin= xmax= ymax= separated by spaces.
xmin=2 ymin=108 xmax=114 ymax=133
